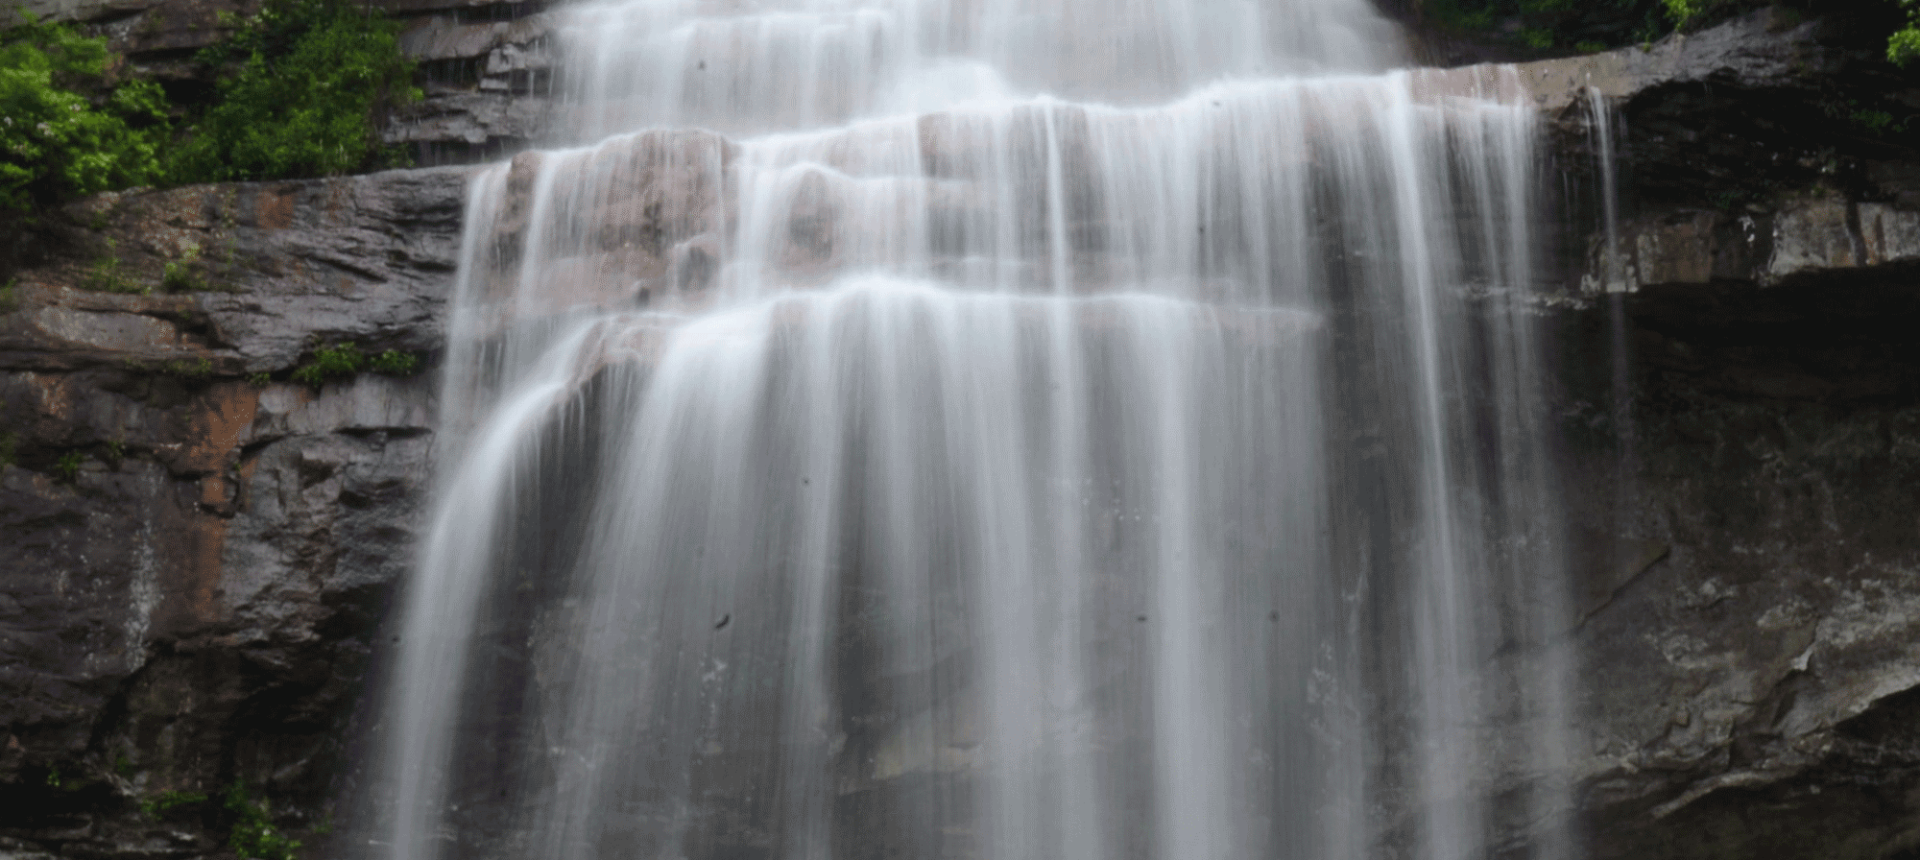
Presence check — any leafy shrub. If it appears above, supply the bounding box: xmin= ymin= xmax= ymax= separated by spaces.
xmin=225 ymin=782 xmax=301 ymax=860
xmin=1892 ymin=0 xmax=1920 ymax=64
xmin=170 ymin=0 xmax=419 ymax=182
xmin=291 ymin=341 xmax=364 ymax=386
xmin=0 ymin=13 xmax=168 ymax=212
xmin=369 ymin=349 xmax=419 ymax=376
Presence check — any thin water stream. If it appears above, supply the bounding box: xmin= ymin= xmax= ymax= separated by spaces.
xmin=359 ymin=2 xmax=1575 ymax=858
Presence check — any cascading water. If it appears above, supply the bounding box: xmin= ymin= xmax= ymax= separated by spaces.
xmin=357 ymin=1 xmax=1575 ymax=858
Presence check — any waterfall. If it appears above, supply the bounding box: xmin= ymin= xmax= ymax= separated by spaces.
xmin=358 ymin=2 xmax=1574 ymax=859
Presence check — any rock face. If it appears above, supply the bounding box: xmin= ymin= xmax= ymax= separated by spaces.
xmin=6 ymin=0 xmax=555 ymax=167
xmin=3 ymin=7 xmax=1920 ymax=860
xmin=0 ymin=168 xmax=466 ymax=857
xmin=1544 ymin=7 xmax=1920 ymax=840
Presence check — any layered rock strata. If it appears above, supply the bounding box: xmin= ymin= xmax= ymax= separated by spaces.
xmin=0 ymin=9 xmax=1917 ymax=860
xmin=0 ymin=169 xmax=467 ymax=857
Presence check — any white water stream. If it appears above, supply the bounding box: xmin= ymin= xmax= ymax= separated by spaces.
xmin=360 ymin=1 xmax=1574 ymax=858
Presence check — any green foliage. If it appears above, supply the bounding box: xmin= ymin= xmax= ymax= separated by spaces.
xmin=53 ymin=450 xmax=82 ymax=481
xmin=162 ymin=357 xmax=213 ymax=378
xmin=1417 ymin=0 xmax=1677 ymax=52
xmin=140 ymin=790 xmax=209 ymax=820
xmin=0 ymin=13 xmax=168 ymax=212
xmin=161 ymin=260 xmax=203 ymax=291
xmin=291 ymin=341 xmax=363 ymax=386
xmin=369 ymin=349 xmax=419 ymax=376
xmin=0 ymin=276 xmax=17 ymax=312
xmin=162 ymin=243 xmax=207 ymax=291
xmin=104 ymin=438 xmax=124 ymax=461
xmin=247 ymin=371 xmax=272 ymax=387
xmin=1819 ymin=94 xmax=1913 ymax=136
xmin=171 ymin=0 xmax=419 ymax=183
xmin=225 ymin=782 xmax=301 ymax=860
xmin=1892 ymin=1 xmax=1920 ymax=65
xmin=83 ymin=239 xmax=143 ymax=293
xmin=1892 ymin=25 xmax=1920 ymax=65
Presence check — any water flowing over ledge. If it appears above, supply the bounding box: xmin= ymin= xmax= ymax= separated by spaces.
xmin=360 ymin=1 xmax=1575 ymax=859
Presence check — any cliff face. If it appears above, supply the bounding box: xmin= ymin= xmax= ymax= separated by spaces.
xmin=0 ymin=170 xmax=467 ymax=857
xmin=3 ymin=6 xmax=1920 ymax=860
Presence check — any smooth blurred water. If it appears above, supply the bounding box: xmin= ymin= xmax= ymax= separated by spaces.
xmin=360 ymin=2 xmax=1573 ymax=859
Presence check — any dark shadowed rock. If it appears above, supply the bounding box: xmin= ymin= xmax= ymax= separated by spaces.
xmin=0 ymin=168 xmax=456 ymax=857
xmin=0 ymin=8 xmax=1917 ymax=860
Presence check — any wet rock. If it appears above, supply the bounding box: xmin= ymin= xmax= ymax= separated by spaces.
xmin=0 ymin=169 xmax=453 ymax=856
xmin=1579 ymin=196 xmax=1920 ymax=293
xmin=3 ymin=167 xmax=471 ymax=374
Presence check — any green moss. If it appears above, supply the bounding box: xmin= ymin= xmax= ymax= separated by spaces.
xmin=162 ymin=357 xmax=214 ymax=378
xmin=140 ymin=790 xmax=209 ymax=820
xmin=246 ymin=371 xmax=272 ymax=387
xmin=0 ymin=430 xmax=16 ymax=467
xmin=0 ymin=276 xmax=17 ymax=312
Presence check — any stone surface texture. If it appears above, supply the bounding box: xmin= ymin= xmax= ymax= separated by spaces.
xmin=0 ymin=168 xmax=465 ymax=858
xmin=1 ymin=6 xmax=1919 ymax=860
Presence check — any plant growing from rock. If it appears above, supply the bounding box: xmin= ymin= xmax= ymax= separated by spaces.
xmin=370 ymin=348 xmax=419 ymax=376
xmin=53 ymin=450 xmax=83 ymax=482
xmin=225 ymin=782 xmax=301 ymax=860
xmin=83 ymin=240 xmax=143 ymax=293
xmin=291 ymin=341 xmax=363 ymax=386
xmin=162 ymin=244 xmax=207 ymax=292
xmin=171 ymin=0 xmax=419 ymax=182
xmin=140 ymin=790 xmax=209 ymax=820
xmin=162 ymin=357 xmax=214 ymax=378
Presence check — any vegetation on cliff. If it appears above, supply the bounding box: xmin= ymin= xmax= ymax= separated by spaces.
xmin=172 ymin=0 xmax=419 ymax=182
xmin=0 ymin=0 xmax=416 ymax=216
xmin=0 ymin=13 xmax=169 ymax=212
xmin=1411 ymin=0 xmax=1913 ymax=59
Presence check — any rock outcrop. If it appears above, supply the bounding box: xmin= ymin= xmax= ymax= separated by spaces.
xmin=3 ymin=6 xmax=1920 ymax=860
xmin=0 ymin=168 xmax=467 ymax=857
xmin=7 ymin=0 xmax=555 ymax=167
